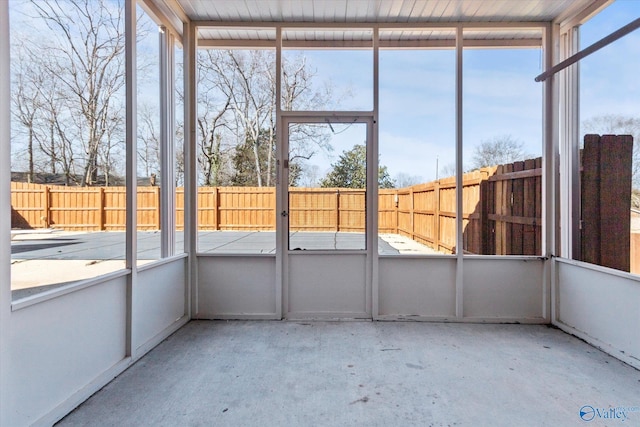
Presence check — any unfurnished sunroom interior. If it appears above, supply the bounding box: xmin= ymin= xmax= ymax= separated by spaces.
xmin=1 ymin=0 xmax=640 ymax=426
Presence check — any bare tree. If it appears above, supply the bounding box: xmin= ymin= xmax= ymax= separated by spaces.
xmin=37 ymin=54 xmax=81 ymax=185
xmin=281 ymin=53 xmax=333 ymax=182
xmin=470 ymin=135 xmax=530 ymax=170
xmin=394 ymin=173 xmax=424 ymax=188
xmin=30 ymin=0 xmax=126 ymax=186
xmin=11 ymin=43 xmax=42 ymax=182
xmin=138 ymin=104 xmax=160 ymax=180
xmin=194 ymin=49 xmax=338 ymax=187
xmin=439 ymin=163 xmax=456 ymax=179
xmin=98 ymin=110 xmax=124 ymax=186
xmin=196 ymin=50 xmax=234 ymax=186
xmin=226 ymin=50 xmax=273 ymax=187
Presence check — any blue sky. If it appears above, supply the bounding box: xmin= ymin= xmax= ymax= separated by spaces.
xmin=580 ymin=0 xmax=640 ymax=125
xmin=9 ymin=0 xmax=640 ymax=185
xmin=296 ymin=40 xmax=542 ymax=182
xmin=292 ymin=0 xmax=640 ymax=183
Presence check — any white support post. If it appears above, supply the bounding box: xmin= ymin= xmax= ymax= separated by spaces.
xmin=159 ymin=26 xmax=175 ymax=258
xmin=558 ymin=26 xmax=581 ymax=260
xmin=455 ymin=26 xmax=464 ymax=318
xmin=275 ymin=26 xmax=283 ymax=318
xmin=542 ymin=22 xmax=557 ymax=322
xmin=124 ymin=0 xmax=137 ymax=357
xmin=555 ymin=25 xmax=580 ymax=324
xmin=371 ymin=27 xmax=379 ymax=319
xmin=0 ymin=2 xmax=12 ymax=425
xmin=168 ymin=32 xmax=176 ymax=254
xmin=184 ymin=21 xmax=197 ymax=318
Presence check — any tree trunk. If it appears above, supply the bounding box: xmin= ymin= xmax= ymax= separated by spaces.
xmin=27 ymin=128 xmax=34 ymax=183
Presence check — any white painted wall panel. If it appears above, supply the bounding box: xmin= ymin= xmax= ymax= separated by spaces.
xmin=136 ymin=259 xmax=187 ymax=351
xmin=378 ymin=257 xmax=456 ymax=318
xmin=197 ymin=256 xmax=277 ymax=318
xmin=556 ymin=260 xmax=640 ymax=369
xmin=7 ymin=277 xmax=127 ymax=426
xmin=288 ymin=253 xmax=367 ymax=317
xmin=463 ymin=258 xmax=545 ymax=320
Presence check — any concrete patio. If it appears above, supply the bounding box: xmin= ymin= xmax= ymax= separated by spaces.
xmin=10 ymin=231 xmax=440 ymax=300
xmin=57 ymin=321 xmax=640 ymax=426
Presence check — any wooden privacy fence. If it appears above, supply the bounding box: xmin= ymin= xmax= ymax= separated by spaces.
xmin=378 ymin=159 xmax=542 ymax=255
xmin=10 ymin=160 xmax=543 ymax=254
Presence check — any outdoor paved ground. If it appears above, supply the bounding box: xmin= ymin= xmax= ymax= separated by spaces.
xmin=10 ymin=230 xmax=440 ymax=300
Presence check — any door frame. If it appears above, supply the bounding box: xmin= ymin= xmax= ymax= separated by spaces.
xmin=277 ymin=112 xmax=377 ymax=319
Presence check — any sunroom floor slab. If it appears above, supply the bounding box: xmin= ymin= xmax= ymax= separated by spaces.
xmin=58 ymin=321 xmax=640 ymax=426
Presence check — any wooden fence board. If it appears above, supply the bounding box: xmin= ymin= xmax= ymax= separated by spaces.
xmin=523 ymin=159 xmax=537 ymax=255
xmin=494 ymin=165 xmax=504 ymax=255
xmin=512 ymin=161 xmax=525 ymax=255
xmin=582 ymin=134 xmax=601 ymax=265
xmin=535 ymin=157 xmax=542 ymax=254
xmin=599 ymin=135 xmax=632 ymax=271
xmin=505 ymin=163 xmax=514 ymax=255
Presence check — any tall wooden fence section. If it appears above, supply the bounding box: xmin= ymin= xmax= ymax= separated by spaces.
xmin=580 ymin=134 xmax=633 ymax=272
xmin=11 ymin=182 xmax=130 ymax=231
xmin=484 ymin=158 xmax=543 ymax=256
xmin=11 ymin=160 xmax=543 ymax=255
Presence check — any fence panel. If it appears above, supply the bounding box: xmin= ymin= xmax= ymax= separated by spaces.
xmin=461 ymin=169 xmax=492 ymax=255
xmin=396 ymin=188 xmax=413 ymax=239
xmin=289 ymin=188 xmax=338 ymax=231
xmin=49 ymin=186 xmax=103 ymax=231
xmin=217 ymin=186 xmax=275 ymax=230
xmin=412 ymin=182 xmax=437 ymax=249
xmin=336 ymin=189 xmax=365 ymax=232
xmin=11 ymin=182 xmax=47 ymax=228
xmin=439 ymin=177 xmax=457 ymax=253
xmin=104 ymin=187 xmax=126 ymax=231
xmin=10 ymin=165 xmax=543 ymax=256
xmin=378 ymin=189 xmax=397 ymax=234
xmin=137 ymin=186 xmax=160 ymax=230
xmin=176 ymin=187 xmax=185 ymax=231
xmin=486 ymin=158 xmax=542 ymax=255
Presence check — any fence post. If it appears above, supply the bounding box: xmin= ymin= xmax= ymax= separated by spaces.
xmin=156 ymin=186 xmax=161 ymax=230
xmin=394 ymin=190 xmax=399 ymax=234
xmin=599 ymin=135 xmax=632 ymax=271
xmin=409 ymin=187 xmax=415 ymax=241
xmin=43 ymin=185 xmax=50 ymax=228
xmin=213 ymin=187 xmax=219 ymax=230
xmin=99 ymin=187 xmax=105 ymax=231
xmin=512 ymin=161 xmax=525 ymax=255
xmin=581 ymin=134 xmax=601 ymax=265
xmin=494 ymin=165 xmax=504 ymax=254
xmin=335 ymin=189 xmax=340 ymax=232
xmin=392 ymin=190 xmax=396 ymax=234
xmin=434 ymin=181 xmax=440 ymax=251
xmin=479 ymin=171 xmax=488 ymax=254
xmin=523 ymin=159 xmax=537 ymax=255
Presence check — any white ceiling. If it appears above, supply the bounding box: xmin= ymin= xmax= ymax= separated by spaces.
xmin=151 ymin=0 xmax=605 ymax=45
xmin=169 ymin=0 xmax=597 ymax=23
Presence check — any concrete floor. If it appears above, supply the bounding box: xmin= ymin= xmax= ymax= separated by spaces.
xmin=58 ymin=321 xmax=640 ymax=426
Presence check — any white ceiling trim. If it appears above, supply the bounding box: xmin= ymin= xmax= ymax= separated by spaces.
xmin=197 ymin=38 xmax=542 ymax=50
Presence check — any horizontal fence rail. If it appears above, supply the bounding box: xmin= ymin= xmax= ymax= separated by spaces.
xmin=11 ymin=158 xmax=545 ymax=255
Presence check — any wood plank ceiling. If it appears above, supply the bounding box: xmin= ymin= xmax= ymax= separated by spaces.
xmin=173 ymin=0 xmax=595 ymax=23
xmin=152 ymin=0 xmax=602 ymax=46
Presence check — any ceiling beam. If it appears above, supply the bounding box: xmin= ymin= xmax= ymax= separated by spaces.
xmin=197 ymin=38 xmax=542 ymax=50
xmin=193 ymin=20 xmax=547 ymax=30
